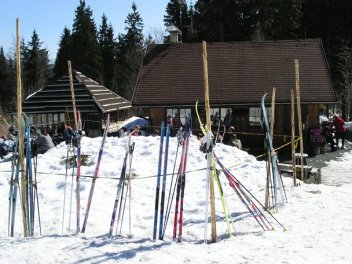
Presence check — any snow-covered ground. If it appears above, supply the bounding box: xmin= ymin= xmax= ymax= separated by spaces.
xmin=0 ymin=135 xmax=351 ymax=264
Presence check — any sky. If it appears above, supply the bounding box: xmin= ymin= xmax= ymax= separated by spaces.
xmin=0 ymin=119 xmax=352 ymax=263
xmin=0 ymin=0 xmax=189 ymax=61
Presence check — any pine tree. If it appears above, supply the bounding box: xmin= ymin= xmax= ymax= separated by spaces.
xmin=98 ymin=15 xmax=117 ymax=91
xmin=70 ymin=0 xmax=102 ymax=81
xmin=54 ymin=27 xmax=71 ymax=78
xmin=249 ymin=0 xmax=303 ymax=40
xmin=23 ymin=30 xmax=50 ymax=97
xmin=0 ymin=47 xmax=16 ymax=113
xmin=117 ymin=2 xmax=144 ymax=100
xmin=194 ymin=0 xmax=249 ymax=42
xmin=164 ymin=0 xmax=191 ymax=42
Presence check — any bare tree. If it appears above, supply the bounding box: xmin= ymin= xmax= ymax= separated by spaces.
xmin=145 ymin=25 xmax=167 ymax=44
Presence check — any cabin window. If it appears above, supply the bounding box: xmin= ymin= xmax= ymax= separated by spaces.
xmin=166 ymin=108 xmax=191 ymax=126
xmin=59 ymin=113 xmax=65 ymax=123
xmin=249 ymin=107 xmax=272 ymax=126
xmin=48 ymin=113 xmax=53 ymax=125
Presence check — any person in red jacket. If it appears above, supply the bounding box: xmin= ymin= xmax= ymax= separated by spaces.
xmin=333 ymin=114 xmax=346 ymax=149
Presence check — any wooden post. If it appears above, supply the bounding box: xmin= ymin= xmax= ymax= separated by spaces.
xmin=295 ymin=59 xmax=304 ymax=182
xmin=68 ymin=61 xmax=78 ymax=129
xmin=202 ymin=41 xmax=217 ymax=243
xmin=270 ymin=87 xmax=276 ymax=140
xmin=16 ymin=18 xmax=29 ymax=237
xmin=291 ymin=89 xmax=297 ymax=186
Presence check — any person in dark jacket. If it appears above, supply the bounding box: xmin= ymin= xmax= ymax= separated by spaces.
xmin=333 ymin=114 xmax=346 ymax=149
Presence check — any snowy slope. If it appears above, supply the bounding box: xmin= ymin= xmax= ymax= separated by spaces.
xmin=0 ymin=135 xmax=352 ymax=264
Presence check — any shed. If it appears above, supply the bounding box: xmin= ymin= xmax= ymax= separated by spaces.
xmin=23 ymin=71 xmax=131 ymax=137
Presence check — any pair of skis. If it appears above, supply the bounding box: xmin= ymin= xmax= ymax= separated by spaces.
xmin=153 ymin=122 xmax=171 ymax=240
xmin=172 ymin=122 xmax=190 ymax=242
xmin=153 ymin=115 xmax=191 ymax=242
xmin=8 ymin=114 xmax=41 ymax=237
xmin=261 ymin=94 xmax=286 ymax=212
xmin=108 ymin=136 xmax=135 ymax=238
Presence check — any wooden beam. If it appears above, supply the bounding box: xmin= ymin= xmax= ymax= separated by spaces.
xmin=68 ymin=61 xmax=78 ymax=129
xmin=202 ymin=41 xmax=217 ymax=243
xmin=295 ymin=59 xmax=304 ymax=182
xmin=291 ymin=89 xmax=297 ymax=186
xmin=16 ymin=18 xmax=29 ymax=237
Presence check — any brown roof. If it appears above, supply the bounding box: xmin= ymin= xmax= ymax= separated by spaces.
xmin=23 ymin=71 xmax=131 ymax=114
xmin=132 ymin=39 xmax=336 ymax=107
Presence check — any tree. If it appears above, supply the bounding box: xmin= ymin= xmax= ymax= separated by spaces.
xmin=70 ymin=0 xmax=102 ymax=81
xmin=0 ymin=47 xmax=16 ymax=113
xmin=98 ymin=14 xmax=117 ymax=91
xmin=117 ymin=2 xmax=144 ymax=100
xmin=194 ymin=0 xmax=250 ymax=42
xmin=164 ymin=0 xmax=192 ymax=42
xmin=23 ymin=30 xmax=50 ymax=97
xmin=54 ymin=27 xmax=71 ymax=78
xmin=336 ymin=41 xmax=352 ymax=119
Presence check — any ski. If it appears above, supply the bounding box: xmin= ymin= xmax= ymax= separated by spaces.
xmin=76 ymin=111 xmax=82 ymax=234
xmin=153 ymin=122 xmax=165 ymax=240
xmin=8 ymin=138 xmax=19 ymax=237
xmin=158 ymin=124 xmax=170 ymax=239
xmin=81 ymin=114 xmax=110 ymax=233
xmin=173 ymin=114 xmax=191 ymax=242
xmin=108 ymin=149 xmax=128 ymax=238
xmin=25 ymin=115 xmax=35 ymax=236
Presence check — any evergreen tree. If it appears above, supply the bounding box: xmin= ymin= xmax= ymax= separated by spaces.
xmin=54 ymin=27 xmax=71 ymax=78
xmin=164 ymin=0 xmax=191 ymax=42
xmin=98 ymin=15 xmax=117 ymax=91
xmin=117 ymin=2 xmax=144 ymax=100
xmin=194 ymin=0 xmax=249 ymax=42
xmin=23 ymin=30 xmax=50 ymax=97
xmin=250 ymin=0 xmax=302 ymax=40
xmin=0 ymin=47 xmax=16 ymax=113
xmin=70 ymin=0 xmax=102 ymax=81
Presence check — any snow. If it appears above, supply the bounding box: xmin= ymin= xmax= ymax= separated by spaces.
xmin=1 ymin=135 xmax=352 ymax=263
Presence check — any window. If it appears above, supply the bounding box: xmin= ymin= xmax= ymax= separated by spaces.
xmin=166 ymin=108 xmax=191 ymax=126
xmin=249 ymin=107 xmax=272 ymax=126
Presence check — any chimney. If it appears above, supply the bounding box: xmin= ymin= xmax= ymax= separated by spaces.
xmin=167 ymin=25 xmax=182 ymax=44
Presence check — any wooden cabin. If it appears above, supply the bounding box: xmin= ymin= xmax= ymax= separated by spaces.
xmin=132 ymin=39 xmax=337 ymax=155
xmin=23 ymin=71 xmax=131 ymax=137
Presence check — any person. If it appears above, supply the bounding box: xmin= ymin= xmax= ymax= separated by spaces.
xmin=229 ymin=133 xmax=242 ymax=149
xmin=7 ymin=125 xmax=17 ymax=141
xmin=212 ymin=112 xmax=220 ymax=127
xmin=223 ymin=109 xmax=233 ymax=128
xmin=172 ymin=113 xmax=182 ymax=129
xmin=223 ymin=126 xmax=235 ymax=145
xmin=322 ymin=121 xmax=337 ymax=152
xmin=129 ymin=125 xmax=140 ymax=136
xmin=333 ymin=114 xmax=346 ymax=149
xmin=33 ymin=128 xmax=55 ymax=155
xmin=119 ymin=127 xmax=128 ymax=138
xmin=166 ymin=115 xmax=172 ymax=125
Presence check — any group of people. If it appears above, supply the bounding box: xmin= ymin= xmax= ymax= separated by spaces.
xmin=317 ymin=114 xmax=347 ymax=152
xmin=0 ymin=122 xmax=77 ymax=159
